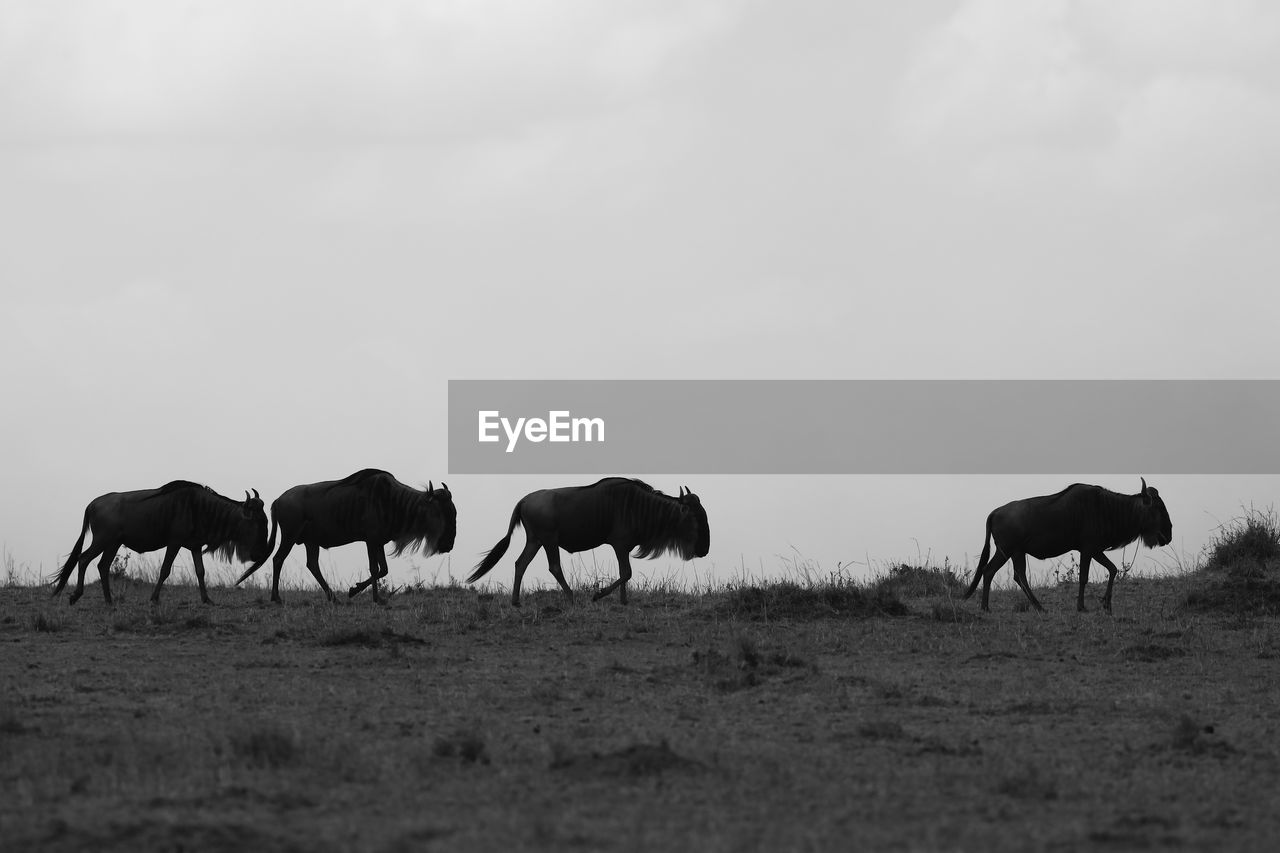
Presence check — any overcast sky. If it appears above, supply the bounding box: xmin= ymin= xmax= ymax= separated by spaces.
xmin=3 ymin=1 xmax=1278 ymax=596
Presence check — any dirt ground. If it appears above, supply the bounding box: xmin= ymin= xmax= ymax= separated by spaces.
xmin=3 ymin=574 xmax=1280 ymax=852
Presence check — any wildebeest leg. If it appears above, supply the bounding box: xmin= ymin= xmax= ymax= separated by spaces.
xmin=544 ymin=545 xmax=575 ymax=604
xmin=1093 ymin=552 xmax=1121 ymax=613
xmin=593 ymin=545 xmax=633 ymax=604
xmin=370 ymin=547 xmax=389 ymax=604
xmin=304 ymin=543 xmax=336 ymax=602
xmin=191 ymin=548 xmax=213 ymax=605
xmin=69 ymin=539 xmax=108 ymax=605
xmin=976 ymin=549 xmax=1008 ymax=612
xmin=270 ymin=538 xmax=297 ymax=604
xmin=1076 ymin=553 xmax=1092 ymax=612
xmin=509 ymin=538 xmax=540 ymax=607
xmin=347 ymin=544 xmax=380 ymax=599
xmin=94 ymin=543 xmax=121 ymax=605
xmin=348 ymin=542 xmax=389 ymax=603
xmin=617 ymin=548 xmax=633 ymax=605
xmin=1010 ymin=553 xmax=1046 ymax=612
xmin=150 ymin=544 xmax=181 ymax=604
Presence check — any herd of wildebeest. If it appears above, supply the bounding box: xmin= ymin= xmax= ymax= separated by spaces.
xmin=47 ymin=470 xmax=1174 ymax=614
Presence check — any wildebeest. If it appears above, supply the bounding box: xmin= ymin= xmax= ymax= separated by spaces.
xmin=51 ymin=482 xmax=270 ymax=605
xmin=964 ymin=478 xmax=1173 ymax=613
xmin=234 ymin=469 xmax=456 ymax=604
xmin=467 ymin=478 xmax=710 ymax=607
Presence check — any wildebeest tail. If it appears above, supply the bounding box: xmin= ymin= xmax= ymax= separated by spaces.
xmin=50 ymin=508 xmax=91 ymax=596
xmin=963 ymin=513 xmax=995 ymax=600
xmin=467 ymin=502 xmax=523 ymax=584
xmin=234 ymin=512 xmax=278 ymax=586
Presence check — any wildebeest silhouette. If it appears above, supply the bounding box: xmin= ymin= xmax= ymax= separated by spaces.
xmin=468 ymin=478 xmax=710 ymax=607
xmin=964 ymin=478 xmax=1173 ymax=612
xmin=235 ymin=469 xmax=456 ymax=604
xmin=51 ymin=481 xmax=270 ymax=605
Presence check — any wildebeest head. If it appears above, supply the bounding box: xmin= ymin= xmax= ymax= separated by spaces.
xmin=1138 ymin=477 xmax=1173 ymax=549
xmin=677 ymin=485 xmax=711 ymax=558
xmin=238 ymin=489 xmax=272 ymax=564
xmin=429 ymin=481 xmax=457 ymax=554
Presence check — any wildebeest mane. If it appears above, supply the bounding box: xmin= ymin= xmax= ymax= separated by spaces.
xmin=1084 ymin=485 xmax=1166 ymax=550
xmin=183 ymin=485 xmax=260 ymax=563
xmin=330 ymin=469 xmax=446 ymax=557
xmin=592 ymin=478 xmax=698 ymax=560
xmin=126 ymin=481 xmax=261 ymax=563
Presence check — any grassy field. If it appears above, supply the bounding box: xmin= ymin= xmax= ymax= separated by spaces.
xmin=3 ymin=556 xmax=1280 ymax=852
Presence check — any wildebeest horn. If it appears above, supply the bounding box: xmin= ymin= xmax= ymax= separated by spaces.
xmin=441 ymin=481 xmax=449 ymax=492
xmin=1139 ymin=476 xmax=1153 ymax=506
xmin=252 ymin=488 xmax=260 ymax=501
xmin=428 ymin=481 xmax=433 ymax=493
xmin=244 ymin=490 xmax=251 ymax=502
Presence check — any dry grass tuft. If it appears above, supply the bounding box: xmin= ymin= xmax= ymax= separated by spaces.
xmin=550 ymin=740 xmax=702 ymax=778
xmin=1203 ymin=508 xmax=1280 ymax=571
xmin=1184 ymin=509 xmax=1280 ymax=616
xmin=1169 ymin=715 xmax=1234 ymax=757
xmin=1120 ymin=643 xmax=1189 ymax=662
xmin=870 ymin=562 xmax=965 ymax=598
xmin=432 ymin=728 xmax=489 ymax=765
xmin=858 ymin=720 xmax=906 ymax=740
xmin=319 ymin=627 xmax=427 ymax=648
xmin=230 ymin=724 xmax=299 ymax=769
xmin=716 ymin=580 xmax=908 ymax=620
xmin=996 ymin=764 xmax=1059 ymax=800
xmin=30 ymin=611 xmax=61 ymax=632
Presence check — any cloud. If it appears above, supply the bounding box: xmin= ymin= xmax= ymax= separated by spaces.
xmin=1078 ymin=0 xmax=1280 ymax=73
xmin=1099 ymin=72 xmax=1280 ymax=198
xmin=11 ymin=282 xmax=201 ymax=376
xmin=893 ymin=0 xmax=1280 ymax=198
xmin=896 ymin=0 xmax=1113 ymax=152
xmin=0 ymin=0 xmax=735 ymax=144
